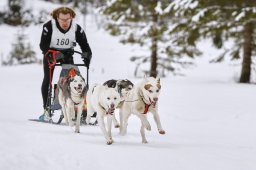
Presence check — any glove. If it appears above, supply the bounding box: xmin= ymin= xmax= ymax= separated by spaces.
xmin=81 ymin=52 xmax=92 ymax=67
xmin=61 ymin=48 xmax=74 ymax=56
xmin=56 ymin=52 xmax=64 ymax=62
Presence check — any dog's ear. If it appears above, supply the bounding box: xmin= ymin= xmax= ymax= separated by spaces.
xmin=144 ymin=84 xmax=152 ymax=90
xmin=156 ymin=77 xmax=160 ymax=84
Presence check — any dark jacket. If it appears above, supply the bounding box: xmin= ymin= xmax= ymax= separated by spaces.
xmin=39 ymin=20 xmax=92 ymax=56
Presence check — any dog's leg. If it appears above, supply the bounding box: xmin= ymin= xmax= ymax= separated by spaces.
xmin=66 ymin=99 xmax=75 ymax=127
xmin=136 ymin=114 xmax=151 ymax=131
xmin=58 ymin=89 xmax=68 ymax=124
xmin=97 ymin=112 xmax=113 ymax=145
xmin=75 ymin=103 xmax=83 ymax=133
xmin=119 ymin=108 xmax=124 ymax=133
xmin=151 ymin=108 xmax=165 ymax=134
xmin=85 ymin=103 xmax=94 ymax=124
xmin=107 ymin=115 xmax=113 ymax=143
xmin=120 ymin=111 xmax=131 ymax=136
xmin=140 ymin=122 xmax=148 ymax=143
xmin=112 ymin=115 xmax=120 ymax=128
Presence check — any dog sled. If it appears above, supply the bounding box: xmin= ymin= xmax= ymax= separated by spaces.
xmin=30 ymin=48 xmax=96 ymax=125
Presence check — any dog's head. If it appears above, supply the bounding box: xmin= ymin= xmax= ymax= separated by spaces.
xmin=69 ymin=74 xmax=86 ymax=96
xmin=116 ymin=79 xmax=134 ymax=98
xmin=103 ymin=87 xmax=121 ymax=114
xmin=140 ymin=77 xmax=161 ymax=107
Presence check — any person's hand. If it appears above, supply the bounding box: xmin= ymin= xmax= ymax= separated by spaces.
xmin=81 ymin=52 xmax=92 ymax=67
xmin=56 ymin=52 xmax=64 ymax=62
xmin=61 ymin=48 xmax=74 ymax=56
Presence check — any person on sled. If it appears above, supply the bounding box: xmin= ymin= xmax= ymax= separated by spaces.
xmin=39 ymin=6 xmax=92 ymax=121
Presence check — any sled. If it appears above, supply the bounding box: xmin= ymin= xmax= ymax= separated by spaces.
xmin=36 ymin=48 xmax=96 ymax=125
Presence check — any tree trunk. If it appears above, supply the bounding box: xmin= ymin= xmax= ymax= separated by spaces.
xmin=150 ymin=2 xmax=158 ymax=78
xmin=240 ymin=22 xmax=253 ymax=83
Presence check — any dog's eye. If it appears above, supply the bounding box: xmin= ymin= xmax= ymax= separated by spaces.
xmin=156 ymin=89 xmax=159 ymax=92
xmin=107 ymin=97 xmax=110 ymax=100
xmin=149 ymin=90 xmax=153 ymax=93
xmin=114 ymin=97 xmax=117 ymax=100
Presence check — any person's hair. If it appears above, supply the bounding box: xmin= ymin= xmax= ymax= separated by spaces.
xmin=51 ymin=7 xmax=76 ymax=20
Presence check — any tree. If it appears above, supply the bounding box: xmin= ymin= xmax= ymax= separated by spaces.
xmin=2 ymin=29 xmax=37 ymax=65
xmin=5 ymin=0 xmax=23 ymax=26
xmin=101 ymin=0 xmax=197 ymax=77
xmin=170 ymin=0 xmax=256 ymax=83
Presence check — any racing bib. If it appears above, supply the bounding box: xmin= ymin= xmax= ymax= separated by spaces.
xmin=50 ymin=20 xmax=76 ymax=49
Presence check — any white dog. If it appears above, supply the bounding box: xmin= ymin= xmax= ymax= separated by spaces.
xmin=58 ymin=72 xmax=86 ymax=133
xmin=120 ymin=77 xmax=165 ymax=143
xmin=103 ymin=79 xmax=134 ymax=128
xmin=86 ymin=85 xmax=121 ymax=145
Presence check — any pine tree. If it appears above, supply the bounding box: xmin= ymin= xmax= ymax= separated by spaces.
xmin=171 ymin=0 xmax=256 ymax=83
xmin=3 ymin=29 xmax=37 ymax=65
xmin=101 ymin=0 xmax=197 ymax=77
xmin=5 ymin=0 xmax=23 ymax=26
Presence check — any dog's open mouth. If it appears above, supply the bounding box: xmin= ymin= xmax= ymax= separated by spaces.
xmin=74 ymin=86 xmax=83 ymax=93
xmin=107 ymin=108 xmax=115 ymax=115
xmin=149 ymin=98 xmax=157 ymax=107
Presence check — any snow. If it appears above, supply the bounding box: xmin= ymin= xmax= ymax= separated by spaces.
xmin=0 ymin=1 xmax=256 ymax=170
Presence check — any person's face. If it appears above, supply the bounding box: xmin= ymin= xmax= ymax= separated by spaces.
xmin=57 ymin=13 xmax=72 ymax=30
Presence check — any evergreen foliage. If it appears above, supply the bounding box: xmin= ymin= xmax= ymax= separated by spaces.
xmin=2 ymin=29 xmax=37 ymax=65
xmin=171 ymin=0 xmax=256 ymax=82
xmin=101 ymin=0 xmax=197 ymax=77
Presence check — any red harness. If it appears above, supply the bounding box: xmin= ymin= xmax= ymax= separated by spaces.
xmin=143 ymin=104 xmax=151 ymax=114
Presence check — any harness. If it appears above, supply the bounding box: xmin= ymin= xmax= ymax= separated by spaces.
xmin=124 ymin=97 xmax=151 ymax=114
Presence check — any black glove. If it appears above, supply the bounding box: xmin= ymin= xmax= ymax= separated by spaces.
xmin=81 ymin=52 xmax=92 ymax=67
xmin=61 ymin=48 xmax=74 ymax=56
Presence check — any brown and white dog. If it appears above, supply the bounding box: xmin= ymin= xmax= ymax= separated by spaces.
xmin=58 ymin=70 xmax=86 ymax=133
xmin=120 ymin=76 xmax=165 ymax=143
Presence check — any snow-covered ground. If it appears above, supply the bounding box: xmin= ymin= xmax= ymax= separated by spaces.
xmin=0 ymin=1 xmax=256 ymax=170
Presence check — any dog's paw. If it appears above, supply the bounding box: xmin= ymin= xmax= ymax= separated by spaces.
xmin=159 ymin=130 xmax=166 ymax=135
xmin=75 ymin=128 xmax=80 ymax=133
xmin=106 ymin=139 xmax=113 ymax=145
xmin=142 ymin=139 xmax=148 ymax=144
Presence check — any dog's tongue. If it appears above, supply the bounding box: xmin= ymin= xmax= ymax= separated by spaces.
xmin=107 ymin=108 xmax=115 ymax=115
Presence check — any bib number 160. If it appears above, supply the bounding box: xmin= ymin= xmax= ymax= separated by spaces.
xmin=56 ymin=38 xmax=69 ymax=45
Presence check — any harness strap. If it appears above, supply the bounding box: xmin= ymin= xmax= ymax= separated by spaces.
xmin=124 ymin=98 xmax=151 ymax=114
xmin=143 ymin=104 xmax=150 ymax=114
